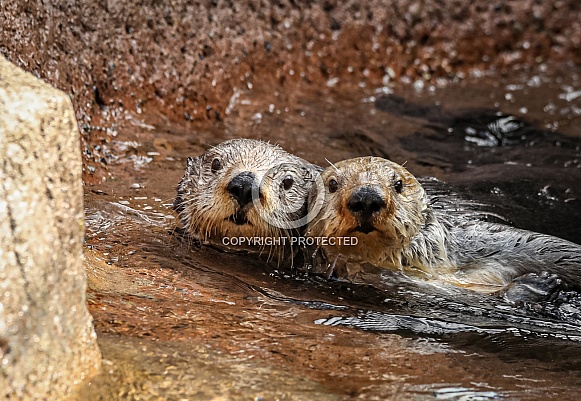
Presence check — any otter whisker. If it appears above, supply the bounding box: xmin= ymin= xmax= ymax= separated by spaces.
xmin=325 ymin=158 xmax=344 ymax=177
xmin=306 ymin=155 xmax=581 ymax=300
xmin=174 ymin=138 xmax=321 ymax=271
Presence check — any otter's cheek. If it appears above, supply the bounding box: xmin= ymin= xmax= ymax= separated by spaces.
xmin=332 ymin=197 xmax=355 ymax=233
xmin=334 ymin=216 xmax=358 ymax=237
xmin=244 ymin=208 xmax=263 ymax=226
xmin=257 ymin=186 xmax=275 ymax=210
xmin=214 ymin=186 xmax=237 ymax=214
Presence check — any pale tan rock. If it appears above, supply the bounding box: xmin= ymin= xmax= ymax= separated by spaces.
xmin=0 ymin=56 xmax=101 ymax=400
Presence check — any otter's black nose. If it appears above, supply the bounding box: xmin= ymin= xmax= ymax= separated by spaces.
xmin=227 ymin=172 xmax=256 ymax=208
xmin=347 ymin=187 xmax=386 ymax=219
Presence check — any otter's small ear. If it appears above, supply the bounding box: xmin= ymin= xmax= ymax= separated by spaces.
xmin=303 ymin=164 xmax=323 ymax=210
xmin=185 ymin=156 xmax=202 ymax=177
xmin=303 ymin=164 xmax=324 ymax=182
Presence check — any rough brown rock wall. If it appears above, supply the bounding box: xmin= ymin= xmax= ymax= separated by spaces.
xmin=1 ymin=0 xmax=580 ymax=181
xmin=0 ymin=56 xmax=101 ymax=400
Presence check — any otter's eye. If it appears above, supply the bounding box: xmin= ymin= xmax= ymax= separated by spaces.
xmin=328 ymin=178 xmax=339 ymax=193
xmin=282 ymin=175 xmax=294 ymax=190
xmin=394 ymin=179 xmax=403 ymax=194
xmin=210 ymin=158 xmax=222 ymax=173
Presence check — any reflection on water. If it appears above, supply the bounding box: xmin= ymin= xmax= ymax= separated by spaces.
xmin=79 ymin=62 xmax=581 ymax=400
xmin=77 ymin=334 xmax=340 ymax=401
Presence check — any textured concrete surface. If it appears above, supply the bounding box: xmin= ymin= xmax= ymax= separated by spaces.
xmin=0 ymin=56 xmax=101 ymax=400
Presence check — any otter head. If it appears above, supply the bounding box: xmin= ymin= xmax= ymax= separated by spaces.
xmin=174 ymin=139 xmax=320 ymax=245
xmin=306 ymin=156 xmax=429 ymax=268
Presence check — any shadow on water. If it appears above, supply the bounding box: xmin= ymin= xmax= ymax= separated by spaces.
xmin=80 ymin=64 xmax=581 ymax=400
xmin=376 ymin=93 xmax=581 ymax=244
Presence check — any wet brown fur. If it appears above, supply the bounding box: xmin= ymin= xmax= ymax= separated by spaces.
xmin=174 ymin=138 xmax=320 ymax=264
xmin=307 ymin=157 xmax=581 ymax=293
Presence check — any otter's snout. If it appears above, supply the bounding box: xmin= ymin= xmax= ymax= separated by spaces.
xmin=347 ymin=187 xmax=386 ymax=232
xmin=227 ymin=172 xmax=256 ymax=208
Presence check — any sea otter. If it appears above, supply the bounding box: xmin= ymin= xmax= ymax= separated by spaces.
xmin=305 ymin=156 xmax=581 ymax=298
xmin=174 ymin=138 xmax=321 ymax=264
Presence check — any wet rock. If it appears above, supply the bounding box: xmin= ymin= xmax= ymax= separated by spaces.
xmin=0 ymin=56 xmax=101 ymax=400
xmin=2 ymin=1 xmax=581 ymax=180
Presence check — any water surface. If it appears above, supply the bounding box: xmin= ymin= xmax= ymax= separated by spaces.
xmin=79 ymin=62 xmax=581 ymax=400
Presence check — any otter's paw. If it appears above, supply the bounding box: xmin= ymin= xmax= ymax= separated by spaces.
xmin=501 ymin=272 xmax=562 ymax=305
